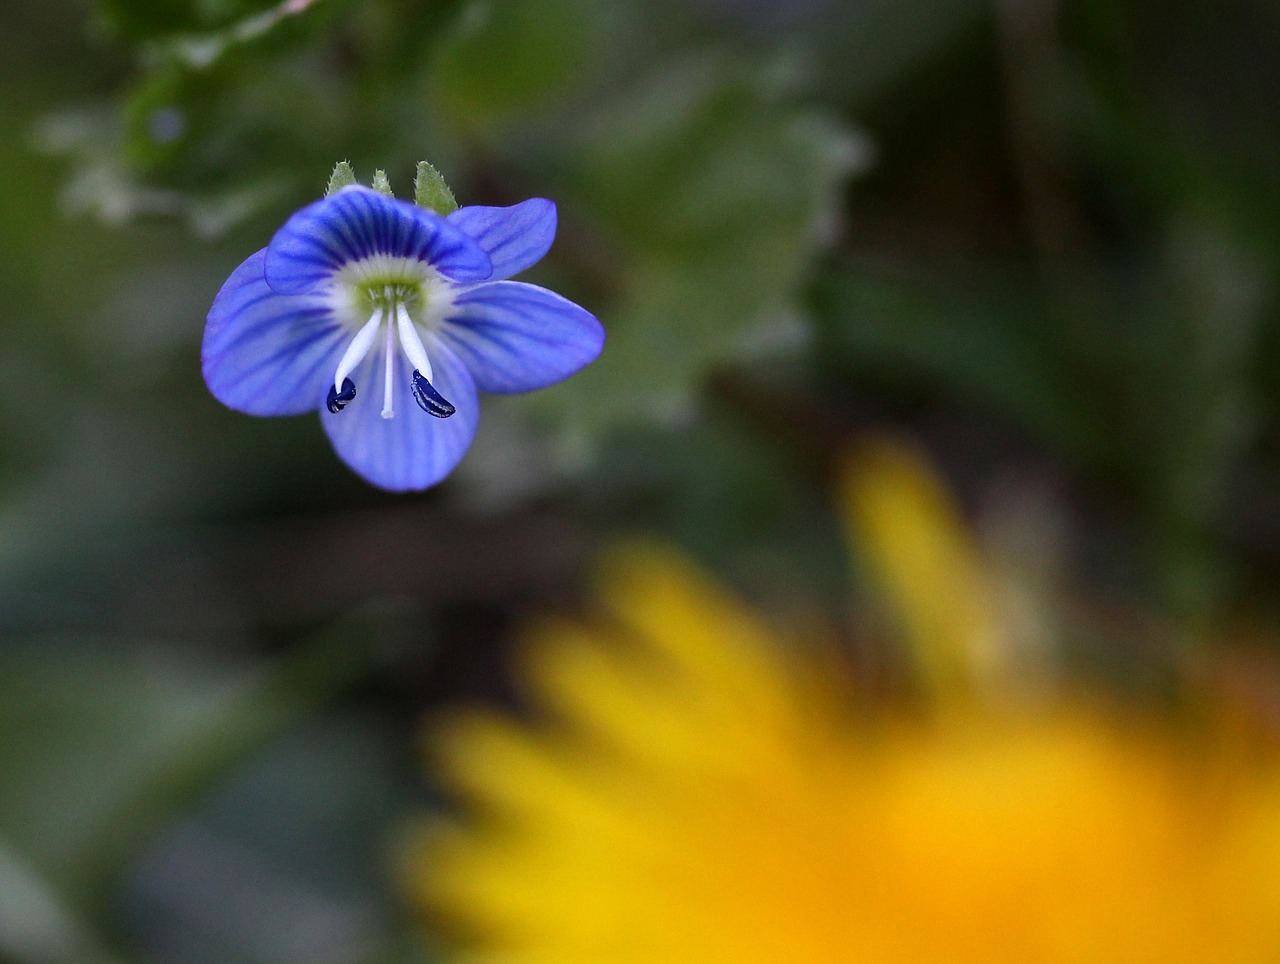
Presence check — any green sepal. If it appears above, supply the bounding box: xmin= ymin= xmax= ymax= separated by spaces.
xmin=370 ymin=169 xmax=395 ymax=197
xmin=325 ymin=160 xmax=357 ymax=196
xmin=414 ymin=161 xmax=458 ymax=214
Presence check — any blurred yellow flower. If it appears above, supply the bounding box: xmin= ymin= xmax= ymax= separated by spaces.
xmin=405 ymin=546 xmax=1280 ymax=962
xmin=404 ymin=441 xmax=1280 ymax=961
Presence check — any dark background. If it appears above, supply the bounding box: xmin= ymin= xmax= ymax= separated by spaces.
xmin=2 ymin=1 xmax=1279 ymax=960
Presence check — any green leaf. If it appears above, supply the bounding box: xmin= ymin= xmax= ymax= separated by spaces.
xmin=431 ymin=0 xmax=601 ymax=127
xmin=525 ymin=52 xmax=864 ymax=445
xmin=812 ymin=269 xmax=1109 ymax=466
xmin=141 ymin=0 xmax=320 ymax=71
xmin=0 ymin=842 xmax=125 ymax=964
xmin=0 ymin=627 xmax=374 ymax=904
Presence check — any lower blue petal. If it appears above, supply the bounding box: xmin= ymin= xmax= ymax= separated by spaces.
xmin=437 ymin=281 xmax=605 ymax=395
xmin=203 ymin=250 xmax=347 ymax=416
xmin=447 ymin=199 xmax=557 ymax=281
xmin=320 ymin=336 xmax=479 ymax=491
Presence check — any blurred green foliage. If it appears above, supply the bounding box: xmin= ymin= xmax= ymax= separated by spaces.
xmin=2 ymin=0 xmax=1280 ymax=960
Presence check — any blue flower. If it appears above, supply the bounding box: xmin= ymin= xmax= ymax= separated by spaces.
xmin=203 ymin=185 xmax=604 ymax=491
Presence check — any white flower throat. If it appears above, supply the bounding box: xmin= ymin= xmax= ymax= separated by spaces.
xmin=326 ymin=268 xmax=457 ymax=420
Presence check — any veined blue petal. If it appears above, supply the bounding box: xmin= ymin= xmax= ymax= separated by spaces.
xmin=438 ymin=281 xmax=605 ymax=395
xmin=448 ymin=198 xmax=557 ymax=281
xmin=265 ymin=186 xmax=493 ymax=295
xmin=320 ymin=336 xmax=479 ymax=491
xmin=202 ymin=249 xmax=347 ymax=416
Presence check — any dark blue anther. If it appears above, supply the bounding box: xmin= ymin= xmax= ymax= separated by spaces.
xmin=326 ymin=378 xmax=356 ymax=413
xmin=411 ymin=370 xmax=456 ymax=418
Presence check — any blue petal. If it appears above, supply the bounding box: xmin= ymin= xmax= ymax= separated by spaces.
xmin=203 ymin=249 xmax=347 ymax=416
xmin=320 ymin=335 xmax=479 ymax=491
xmin=265 ymin=186 xmax=493 ymax=295
xmin=437 ymin=281 xmax=605 ymax=395
xmin=447 ymin=198 xmax=557 ymax=280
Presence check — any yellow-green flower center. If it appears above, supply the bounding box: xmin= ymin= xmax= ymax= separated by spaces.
xmin=324 ymin=258 xmax=460 ymax=421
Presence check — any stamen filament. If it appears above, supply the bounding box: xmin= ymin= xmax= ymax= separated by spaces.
xmin=381 ymin=317 xmax=396 ymax=419
xmin=395 ymin=302 xmax=434 ymax=382
xmin=334 ymin=309 xmax=383 ymax=392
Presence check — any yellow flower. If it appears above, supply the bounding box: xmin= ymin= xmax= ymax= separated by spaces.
xmin=404 ymin=545 xmax=1280 ymax=962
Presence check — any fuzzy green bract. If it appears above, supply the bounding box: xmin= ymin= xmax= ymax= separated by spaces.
xmin=202 ymin=181 xmax=604 ymax=491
